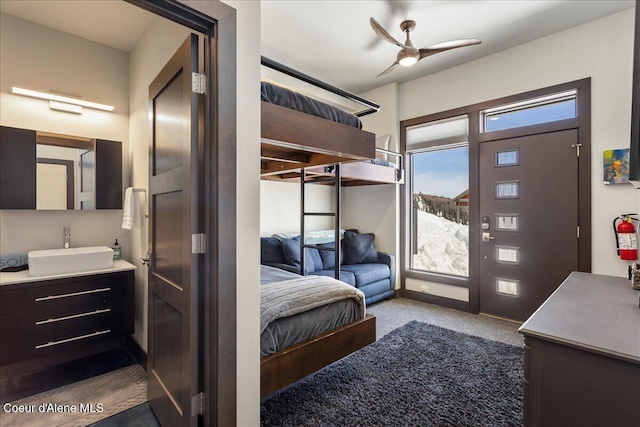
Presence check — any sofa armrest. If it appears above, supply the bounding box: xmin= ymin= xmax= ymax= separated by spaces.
xmin=264 ymin=262 xmax=302 ymax=275
xmin=377 ymin=252 xmax=396 ymax=290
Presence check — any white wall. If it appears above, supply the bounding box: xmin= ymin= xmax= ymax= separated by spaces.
xmin=343 ymin=83 xmax=401 ymax=288
xmin=261 ymin=180 xmax=335 ymax=236
xmin=397 ymin=8 xmax=636 ymax=283
xmin=127 ymin=15 xmax=191 ymax=352
xmin=223 ymin=1 xmax=261 ymax=425
xmin=0 ymin=13 xmax=130 ymax=258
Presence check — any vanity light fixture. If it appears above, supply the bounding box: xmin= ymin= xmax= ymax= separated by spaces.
xmin=49 ymin=100 xmax=82 ymax=114
xmin=11 ymin=87 xmax=115 ymax=112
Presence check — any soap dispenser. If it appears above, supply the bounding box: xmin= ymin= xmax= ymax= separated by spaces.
xmin=112 ymin=239 xmax=122 ymax=260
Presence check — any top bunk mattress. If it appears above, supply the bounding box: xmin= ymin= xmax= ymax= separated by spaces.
xmin=261 ymin=81 xmax=362 ymax=129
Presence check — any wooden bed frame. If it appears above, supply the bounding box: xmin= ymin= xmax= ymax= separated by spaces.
xmin=266 ymin=160 xmax=404 ymax=186
xmin=261 ymin=101 xmax=376 ymax=175
xmin=260 ymin=313 xmax=376 ymax=398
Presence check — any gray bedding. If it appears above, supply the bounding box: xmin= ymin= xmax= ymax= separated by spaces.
xmin=261 ymin=81 xmax=362 ymax=129
xmin=260 ymin=265 xmax=365 ymax=357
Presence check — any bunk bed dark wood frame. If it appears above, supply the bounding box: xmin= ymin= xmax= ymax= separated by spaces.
xmin=260 ymin=57 xmax=381 ymax=398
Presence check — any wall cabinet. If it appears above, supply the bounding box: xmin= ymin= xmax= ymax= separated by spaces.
xmin=0 ymin=125 xmax=122 ymax=210
xmin=0 ymin=269 xmax=134 ymax=379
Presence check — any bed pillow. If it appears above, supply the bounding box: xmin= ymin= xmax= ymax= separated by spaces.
xmin=318 ymin=240 xmax=345 ymax=270
xmin=261 ymin=237 xmax=286 ymax=264
xmin=376 ymin=134 xmax=391 ymax=161
xmin=343 ymin=230 xmax=378 ymax=265
xmin=281 ymin=238 xmax=323 ymax=274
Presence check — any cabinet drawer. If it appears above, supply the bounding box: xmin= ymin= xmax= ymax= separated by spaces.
xmin=0 ymin=274 xmax=131 ymax=316
xmin=0 ymin=316 xmax=131 ymax=366
xmin=0 ymin=299 xmax=128 ymax=342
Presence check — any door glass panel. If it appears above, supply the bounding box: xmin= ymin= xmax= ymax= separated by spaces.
xmin=496 ymin=149 xmax=519 ymax=166
xmin=410 ymin=144 xmax=469 ymax=277
xmin=496 ymin=181 xmax=519 ymax=199
xmin=496 ymin=214 xmax=519 ymax=231
xmin=497 ymin=247 xmax=519 ymax=263
xmin=496 ymin=278 xmax=519 ymax=296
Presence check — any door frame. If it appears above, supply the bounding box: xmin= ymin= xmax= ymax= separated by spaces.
xmin=125 ymin=1 xmax=237 ymax=425
xmin=400 ymin=78 xmax=591 ymax=315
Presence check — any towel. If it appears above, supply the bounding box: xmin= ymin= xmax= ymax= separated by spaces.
xmin=122 ymin=187 xmax=141 ymax=230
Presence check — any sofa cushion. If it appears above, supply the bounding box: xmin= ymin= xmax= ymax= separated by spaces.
xmin=344 ymin=230 xmax=378 ymax=265
xmin=261 ymin=237 xmax=286 ymax=264
xmin=318 ymin=241 xmax=344 ymax=270
xmin=281 ymin=238 xmax=323 ymax=274
xmin=340 ymin=263 xmax=390 ymax=287
xmin=313 ymin=269 xmax=356 ymax=287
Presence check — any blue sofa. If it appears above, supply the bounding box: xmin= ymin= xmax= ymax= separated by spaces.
xmin=260 ymin=230 xmax=396 ymax=305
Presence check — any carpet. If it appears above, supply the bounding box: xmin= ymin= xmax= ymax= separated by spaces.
xmin=261 ymin=321 xmax=523 ymax=427
xmin=0 ymin=364 xmax=147 ymax=427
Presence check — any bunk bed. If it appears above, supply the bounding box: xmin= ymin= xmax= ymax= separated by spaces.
xmin=259 ymin=57 xmax=395 ymax=398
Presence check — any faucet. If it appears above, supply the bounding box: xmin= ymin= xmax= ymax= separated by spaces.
xmin=63 ymin=226 xmax=71 ymax=249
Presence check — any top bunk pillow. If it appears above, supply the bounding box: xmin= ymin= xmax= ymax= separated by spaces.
xmin=375 ymin=134 xmax=391 ymax=161
xmin=344 ymin=230 xmax=378 ymax=265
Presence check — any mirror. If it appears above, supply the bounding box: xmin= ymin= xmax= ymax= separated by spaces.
xmin=0 ymin=126 xmax=122 ymax=210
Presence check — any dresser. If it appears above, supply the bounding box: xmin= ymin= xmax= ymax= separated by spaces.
xmin=0 ymin=260 xmax=135 ymax=379
xmin=518 ymin=272 xmax=640 ymax=426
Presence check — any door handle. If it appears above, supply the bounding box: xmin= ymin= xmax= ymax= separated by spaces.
xmin=482 ymin=232 xmax=495 ymax=242
xmin=140 ymin=251 xmax=152 ymax=266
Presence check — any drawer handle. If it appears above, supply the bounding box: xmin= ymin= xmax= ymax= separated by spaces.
xmin=35 ymin=329 xmax=111 ymax=349
xmin=35 ymin=287 xmax=111 ymax=302
xmin=35 ymin=308 xmax=112 ymax=325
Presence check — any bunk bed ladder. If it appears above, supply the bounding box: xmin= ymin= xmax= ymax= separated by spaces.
xmin=300 ymin=165 xmax=341 ymax=280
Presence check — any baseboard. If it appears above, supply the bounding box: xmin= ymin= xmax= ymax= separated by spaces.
xmin=126 ymin=336 xmax=148 ymax=371
xmin=402 ymin=289 xmax=470 ymax=312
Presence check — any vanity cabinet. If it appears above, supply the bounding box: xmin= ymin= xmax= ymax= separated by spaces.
xmin=0 ymin=268 xmax=134 ymax=379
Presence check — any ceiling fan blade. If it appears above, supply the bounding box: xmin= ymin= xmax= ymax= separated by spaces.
xmin=376 ymin=61 xmax=399 ymax=78
xmin=370 ymin=17 xmax=406 ymax=49
xmin=419 ymin=39 xmax=481 ymax=60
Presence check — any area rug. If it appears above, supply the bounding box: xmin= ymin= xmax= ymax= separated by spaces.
xmin=261 ymin=321 xmax=523 ymax=427
xmin=0 ymin=364 xmax=146 ymax=427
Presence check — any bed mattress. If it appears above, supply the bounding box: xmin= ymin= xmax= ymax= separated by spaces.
xmin=260 ymin=265 xmax=364 ymax=357
xmin=261 ymin=81 xmax=362 ymax=129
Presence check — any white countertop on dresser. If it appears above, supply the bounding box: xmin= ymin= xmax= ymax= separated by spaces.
xmin=0 ymin=259 xmax=136 ymax=286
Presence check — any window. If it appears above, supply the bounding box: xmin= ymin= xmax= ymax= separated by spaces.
xmin=482 ymin=90 xmax=577 ymax=132
xmin=406 ymin=116 xmax=469 ymax=278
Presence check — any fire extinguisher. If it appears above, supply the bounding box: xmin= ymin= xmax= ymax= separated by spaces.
xmin=613 ymin=214 xmax=639 ymax=260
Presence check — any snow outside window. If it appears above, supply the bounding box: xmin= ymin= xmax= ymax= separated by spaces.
xmin=410 ymin=145 xmax=469 ymax=277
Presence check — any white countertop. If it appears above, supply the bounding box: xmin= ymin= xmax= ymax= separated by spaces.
xmin=0 ymin=259 xmax=136 ymax=286
xmin=519 ymin=271 xmax=640 ymax=363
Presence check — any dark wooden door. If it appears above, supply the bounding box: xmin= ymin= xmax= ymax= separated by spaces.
xmin=479 ymin=129 xmax=579 ymax=320
xmin=147 ymin=34 xmax=202 ymax=427
xmin=0 ymin=126 xmax=36 ymax=209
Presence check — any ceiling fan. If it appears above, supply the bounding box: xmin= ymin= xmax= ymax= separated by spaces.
xmin=370 ymin=17 xmax=481 ymax=77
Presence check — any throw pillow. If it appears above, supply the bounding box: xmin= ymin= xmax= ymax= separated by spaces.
xmin=281 ymin=238 xmax=318 ymax=274
xmin=318 ymin=240 xmax=345 ymax=270
xmin=344 ymin=230 xmax=378 ymax=265
xmin=260 ymin=237 xmax=286 ymax=264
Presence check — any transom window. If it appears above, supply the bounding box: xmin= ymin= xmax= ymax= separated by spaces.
xmin=482 ymin=90 xmax=577 ymax=132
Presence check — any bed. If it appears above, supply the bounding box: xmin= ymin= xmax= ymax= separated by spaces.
xmin=260 ymin=265 xmax=376 ymax=398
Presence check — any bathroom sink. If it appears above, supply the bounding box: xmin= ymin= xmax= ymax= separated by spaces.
xmin=28 ymin=246 xmax=114 ymax=276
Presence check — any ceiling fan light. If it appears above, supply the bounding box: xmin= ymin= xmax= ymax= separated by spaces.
xmin=399 ymin=56 xmax=418 ymax=67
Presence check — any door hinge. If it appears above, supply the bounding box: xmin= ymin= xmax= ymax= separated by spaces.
xmin=577 ymin=226 xmax=580 ymax=238
xmin=191 ymin=392 xmax=205 ymax=416
xmin=191 ymin=233 xmax=206 ymax=254
xmin=192 ymin=72 xmax=206 ymax=94
xmin=572 ymin=143 xmax=582 ymax=157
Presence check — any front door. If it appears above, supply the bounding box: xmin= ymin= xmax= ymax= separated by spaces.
xmin=479 ymin=129 xmax=579 ymax=320
xmin=147 ymin=34 xmax=202 ymax=427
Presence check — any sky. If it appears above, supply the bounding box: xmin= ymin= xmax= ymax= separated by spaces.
xmin=412 ymin=146 xmax=468 ymax=199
